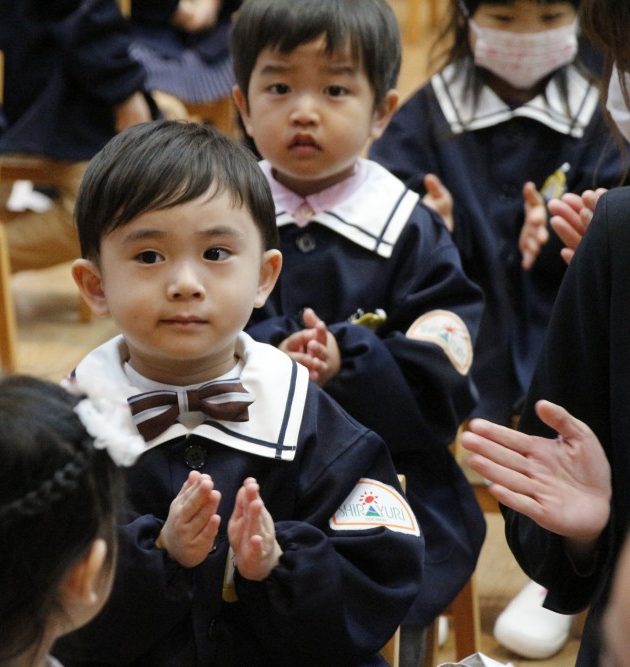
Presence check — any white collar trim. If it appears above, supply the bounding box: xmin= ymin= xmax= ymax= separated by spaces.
xmin=72 ymin=333 xmax=309 ymax=461
xmin=432 ymin=62 xmax=599 ymax=138
xmin=268 ymin=159 xmax=419 ymax=258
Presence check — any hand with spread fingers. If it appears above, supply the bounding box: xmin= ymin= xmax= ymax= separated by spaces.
xmin=462 ymin=400 xmax=611 ymax=556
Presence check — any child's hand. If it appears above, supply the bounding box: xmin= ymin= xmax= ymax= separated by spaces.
xmin=172 ymin=0 xmax=220 ymax=33
xmin=157 ymin=471 xmax=221 ymax=568
xmin=279 ymin=308 xmax=341 ymax=385
xmin=422 ymin=173 xmax=454 ymax=233
xmin=548 ymin=189 xmax=607 ymax=265
xmin=520 ymin=182 xmax=549 ymax=270
xmin=227 ymin=477 xmax=282 ymax=581
xmin=461 ymin=400 xmax=611 ymax=558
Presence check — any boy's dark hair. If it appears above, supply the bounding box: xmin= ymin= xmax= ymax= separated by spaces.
xmin=76 ymin=120 xmax=279 ymax=259
xmin=231 ymin=0 xmax=401 ymax=109
xmin=0 ymin=375 xmax=121 ymax=663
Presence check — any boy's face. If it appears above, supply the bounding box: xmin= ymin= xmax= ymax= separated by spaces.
xmin=234 ymin=37 xmax=398 ymax=197
xmin=73 ymin=191 xmax=281 ymax=384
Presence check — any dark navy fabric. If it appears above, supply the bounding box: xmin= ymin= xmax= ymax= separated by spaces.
xmin=370 ymin=67 xmax=628 ymax=424
xmin=247 ymin=201 xmax=487 ymax=627
xmin=128 ymin=1 xmax=239 ymax=103
xmin=0 ymin=0 xmax=152 ymax=161
xmin=501 ymin=187 xmax=630 ymax=667
xmin=55 ymin=384 xmax=423 ymax=666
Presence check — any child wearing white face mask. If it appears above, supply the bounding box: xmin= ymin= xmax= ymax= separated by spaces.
xmin=371 ymin=0 xmax=630 ymax=660
xmin=371 ymin=0 xmax=627 ymax=430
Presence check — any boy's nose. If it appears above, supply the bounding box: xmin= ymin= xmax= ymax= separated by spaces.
xmin=290 ymin=95 xmax=319 ymax=125
xmin=166 ymin=264 xmax=206 ymax=300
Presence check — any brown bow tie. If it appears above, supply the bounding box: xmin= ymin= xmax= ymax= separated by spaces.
xmin=128 ymin=380 xmax=254 ymax=441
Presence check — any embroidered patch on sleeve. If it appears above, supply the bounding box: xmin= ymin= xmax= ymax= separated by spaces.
xmin=406 ymin=309 xmax=473 ymax=375
xmin=329 ymin=478 xmax=420 ymax=536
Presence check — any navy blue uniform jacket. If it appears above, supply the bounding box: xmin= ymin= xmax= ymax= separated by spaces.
xmin=502 ymin=187 xmax=630 ymax=666
xmin=247 ymin=159 xmax=486 ymax=626
xmin=54 ymin=334 xmax=424 ymax=666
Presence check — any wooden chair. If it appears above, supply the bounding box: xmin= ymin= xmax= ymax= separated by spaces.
xmin=0 ymin=223 xmax=17 ymax=372
xmin=0 ymin=49 xmax=92 ymax=372
xmin=380 ymin=474 xmax=408 ymax=667
xmin=423 ymin=576 xmax=481 ymax=667
xmin=421 ymin=425 xmax=482 ymax=666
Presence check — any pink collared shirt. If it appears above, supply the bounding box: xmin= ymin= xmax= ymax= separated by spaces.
xmin=259 ymin=159 xmax=371 ymax=226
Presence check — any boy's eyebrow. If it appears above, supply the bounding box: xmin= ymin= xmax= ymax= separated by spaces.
xmin=258 ymin=61 xmax=358 ymax=78
xmin=121 ymin=225 xmax=245 ymax=244
xmin=121 ymin=228 xmax=167 ymax=244
xmin=198 ymin=225 xmax=246 ymax=241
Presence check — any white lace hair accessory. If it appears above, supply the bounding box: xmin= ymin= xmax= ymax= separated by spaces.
xmin=64 ymin=370 xmax=146 ymax=467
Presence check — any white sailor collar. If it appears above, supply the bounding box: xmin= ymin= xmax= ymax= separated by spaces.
xmin=261 ymin=159 xmax=419 ymax=258
xmin=432 ymin=62 xmax=599 ymax=138
xmin=72 ymin=332 xmax=309 ymax=461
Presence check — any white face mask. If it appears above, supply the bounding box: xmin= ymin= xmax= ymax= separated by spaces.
xmin=606 ymin=63 xmax=630 ymax=142
xmin=470 ymin=19 xmax=578 ymax=90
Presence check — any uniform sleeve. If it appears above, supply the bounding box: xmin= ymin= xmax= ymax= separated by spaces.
xmin=325 ymin=207 xmax=483 ymax=453
xmin=502 ymin=189 xmax=621 ymax=614
xmin=234 ymin=392 xmax=424 ymax=664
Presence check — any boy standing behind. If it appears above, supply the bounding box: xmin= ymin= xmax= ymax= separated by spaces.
xmin=232 ymin=0 xmax=486 ymax=651
xmin=53 ymin=121 xmax=424 ymax=666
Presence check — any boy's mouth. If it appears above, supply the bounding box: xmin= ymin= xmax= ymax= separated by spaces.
xmin=162 ymin=315 xmax=207 ymax=326
xmin=288 ymin=134 xmax=321 ymax=151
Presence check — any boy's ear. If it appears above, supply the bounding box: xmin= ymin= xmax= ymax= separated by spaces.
xmin=72 ymin=259 xmax=109 ymax=317
xmin=254 ymin=249 xmax=282 ymax=308
xmin=370 ymin=89 xmax=400 ymax=140
xmin=60 ymin=538 xmax=109 ymax=609
xmin=232 ymin=85 xmax=254 ymax=137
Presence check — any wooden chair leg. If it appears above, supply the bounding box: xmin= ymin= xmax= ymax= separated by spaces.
xmin=450 ymin=576 xmax=481 ymax=660
xmin=423 ymin=617 xmax=440 ymax=667
xmin=0 ymin=224 xmax=17 ymax=372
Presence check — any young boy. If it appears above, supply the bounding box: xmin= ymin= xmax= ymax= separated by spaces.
xmin=231 ymin=0 xmax=486 ymax=647
xmin=52 ymin=120 xmax=424 ymax=666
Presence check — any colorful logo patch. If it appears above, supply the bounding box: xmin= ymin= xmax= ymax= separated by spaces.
xmin=329 ymin=478 xmax=420 ymax=536
xmin=406 ymin=309 xmax=472 ymax=375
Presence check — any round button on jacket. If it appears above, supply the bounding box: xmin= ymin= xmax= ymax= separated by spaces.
xmin=295 ymin=233 xmax=317 ymax=253
xmin=183 ymin=443 xmax=207 ymax=469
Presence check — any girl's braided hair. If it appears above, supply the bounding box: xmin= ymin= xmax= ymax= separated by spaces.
xmin=0 ymin=375 xmax=122 ymax=662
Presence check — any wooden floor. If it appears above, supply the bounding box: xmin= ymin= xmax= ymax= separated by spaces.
xmin=3 ymin=2 xmax=580 ymax=666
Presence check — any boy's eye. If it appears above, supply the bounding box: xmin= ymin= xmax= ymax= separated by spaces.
xmin=325 ymin=85 xmax=349 ymax=97
xmin=136 ymin=250 xmax=164 ymax=264
xmin=204 ymin=247 xmax=230 ymax=261
xmin=269 ymin=83 xmax=290 ymax=95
